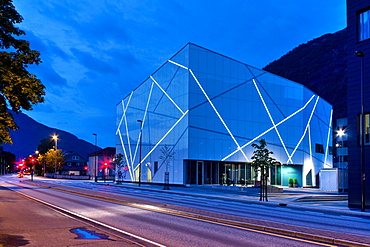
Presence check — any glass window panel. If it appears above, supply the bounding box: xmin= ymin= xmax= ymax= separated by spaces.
xmin=359 ymin=9 xmax=370 ymax=41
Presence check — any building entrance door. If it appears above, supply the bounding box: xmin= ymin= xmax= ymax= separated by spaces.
xmin=197 ymin=161 xmax=203 ymax=185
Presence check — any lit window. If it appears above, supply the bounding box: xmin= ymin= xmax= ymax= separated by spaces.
xmin=72 ymin=156 xmax=79 ymax=160
xmin=359 ymin=9 xmax=370 ymax=41
xmin=358 ymin=113 xmax=370 ymax=145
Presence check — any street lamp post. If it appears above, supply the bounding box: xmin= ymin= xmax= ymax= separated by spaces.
xmin=137 ymin=120 xmax=143 ymax=187
xmin=52 ymin=134 xmax=58 ymax=178
xmin=29 ymin=155 xmax=34 ymax=181
xmin=93 ymin=133 xmax=98 ymax=182
xmin=355 ymin=50 xmax=366 ymax=212
xmin=337 ymin=129 xmax=346 ymax=192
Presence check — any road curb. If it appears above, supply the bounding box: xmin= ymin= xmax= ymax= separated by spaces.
xmin=92 ymin=181 xmax=370 ymax=217
xmin=22 ymin=179 xmax=370 ymax=247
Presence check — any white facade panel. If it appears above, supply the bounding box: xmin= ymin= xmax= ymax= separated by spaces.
xmin=116 ymin=43 xmax=333 ymax=187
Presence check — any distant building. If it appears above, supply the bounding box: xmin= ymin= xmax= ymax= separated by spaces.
xmin=60 ymin=151 xmax=87 ymax=176
xmin=88 ymin=147 xmax=116 ymax=180
xmin=116 ymin=43 xmax=332 ymax=187
xmin=347 ymin=0 xmax=370 ymax=208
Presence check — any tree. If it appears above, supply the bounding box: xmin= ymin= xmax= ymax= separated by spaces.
xmin=159 ymin=145 xmax=175 ymax=173
xmin=112 ymin=153 xmax=127 ymax=182
xmin=37 ymin=149 xmax=64 ymax=173
xmin=251 ymin=139 xmax=280 ymax=201
xmin=159 ymin=145 xmax=175 ymax=190
xmin=0 ymin=1 xmax=45 ymax=145
xmin=37 ymin=138 xmax=55 ymax=155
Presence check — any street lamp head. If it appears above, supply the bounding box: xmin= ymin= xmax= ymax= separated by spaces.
xmin=52 ymin=134 xmax=58 ymax=140
xmin=355 ymin=51 xmax=365 ymax=57
xmin=337 ymin=128 xmax=346 ymax=137
xmin=137 ymin=119 xmax=142 ymax=123
xmin=93 ymin=133 xmax=97 ymax=136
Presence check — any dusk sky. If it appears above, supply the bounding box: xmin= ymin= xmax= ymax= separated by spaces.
xmin=13 ymin=0 xmax=346 ymax=148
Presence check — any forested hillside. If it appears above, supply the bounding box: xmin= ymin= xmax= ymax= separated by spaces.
xmin=264 ymin=29 xmax=347 ymax=120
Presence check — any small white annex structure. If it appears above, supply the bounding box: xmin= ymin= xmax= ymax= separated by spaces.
xmin=320 ymin=168 xmax=339 ymax=191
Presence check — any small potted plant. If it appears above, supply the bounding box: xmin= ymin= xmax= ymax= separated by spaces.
xmin=293 ymin=178 xmax=298 ymax=187
xmin=288 ymin=177 xmax=293 ymax=187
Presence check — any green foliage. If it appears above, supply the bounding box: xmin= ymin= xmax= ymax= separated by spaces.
xmin=159 ymin=145 xmax=175 ymax=172
xmin=113 ymin=153 xmax=125 ymax=168
xmin=288 ymin=177 xmax=293 ymax=184
xmin=37 ymin=138 xmax=55 ymax=155
xmin=37 ymin=149 xmax=64 ymax=173
xmin=0 ymin=0 xmax=45 ymax=145
xmin=293 ymin=178 xmax=298 ymax=184
xmin=251 ymin=139 xmax=280 ymax=180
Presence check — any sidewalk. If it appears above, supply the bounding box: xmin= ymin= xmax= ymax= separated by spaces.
xmin=92 ymin=180 xmax=364 ymax=215
xmin=14 ymin=175 xmax=368 ymax=215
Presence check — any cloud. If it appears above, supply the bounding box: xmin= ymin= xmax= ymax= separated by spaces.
xmin=70 ymin=48 xmax=119 ymax=74
xmin=35 ymin=64 xmax=68 ymax=88
xmin=107 ymin=49 xmax=140 ymax=68
xmin=77 ymin=13 xmax=132 ymax=44
xmin=12 ymin=0 xmax=347 ymax=148
xmin=23 ymin=31 xmax=68 ymax=88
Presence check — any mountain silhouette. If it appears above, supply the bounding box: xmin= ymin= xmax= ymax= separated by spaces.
xmin=264 ymin=28 xmax=347 ymax=121
xmin=2 ymin=111 xmax=100 ymax=160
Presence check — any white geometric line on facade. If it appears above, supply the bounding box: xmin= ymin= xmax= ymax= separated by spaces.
xmin=308 ymin=124 xmax=313 ymax=167
xmin=168 ymin=60 xmax=189 ymax=70
xmin=139 ymin=110 xmax=189 ymax=166
xmin=150 ymin=75 xmax=185 ymax=115
xmin=132 ymin=81 xmax=154 ymax=172
xmin=253 ymin=79 xmax=292 ymax=163
xmin=189 ymin=68 xmax=250 ymax=162
xmin=287 ymin=96 xmax=320 ymax=163
xmin=122 ymin=100 xmax=134 ymax=168
xmin=120 ymin=97 xmax=135 ymax=180
xmin=121 ymin=97 xmax=135 ymax=180
xmin=116 ymin=100 xmax=126 ymax=135
xmin=324 ymin=109 xmax=333 ymax=167
xmin=222 ymin=94 xmax=317 ymax=161
xmin=117 ymin=128 xmax=133 ymax=181
xmin=116 ymin=92 xmax=133 ymax=134
xmin=169 ymin=59 xmax=250 ymax=162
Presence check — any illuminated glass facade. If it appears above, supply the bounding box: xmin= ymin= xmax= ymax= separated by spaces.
xmin=116 ymin=43 xmax=332 ymax=186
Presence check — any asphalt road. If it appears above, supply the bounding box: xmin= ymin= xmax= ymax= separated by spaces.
xmin=22 ymin=176 xmax=370 ymax=238
xmin=0 ymin=184 xmax=135 ymax=246
xmin=1 ymin=175 xmax=370 ymax=246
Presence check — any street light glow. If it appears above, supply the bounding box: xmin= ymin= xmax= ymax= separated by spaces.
xmin=337 ymin=129 xmax=345 ymax=137
xmin=51 ymin=134 xmax=59 ymax=177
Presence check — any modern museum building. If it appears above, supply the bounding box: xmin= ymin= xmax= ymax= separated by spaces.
xmin=116 ymin=43 xmax=333 ymax=187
